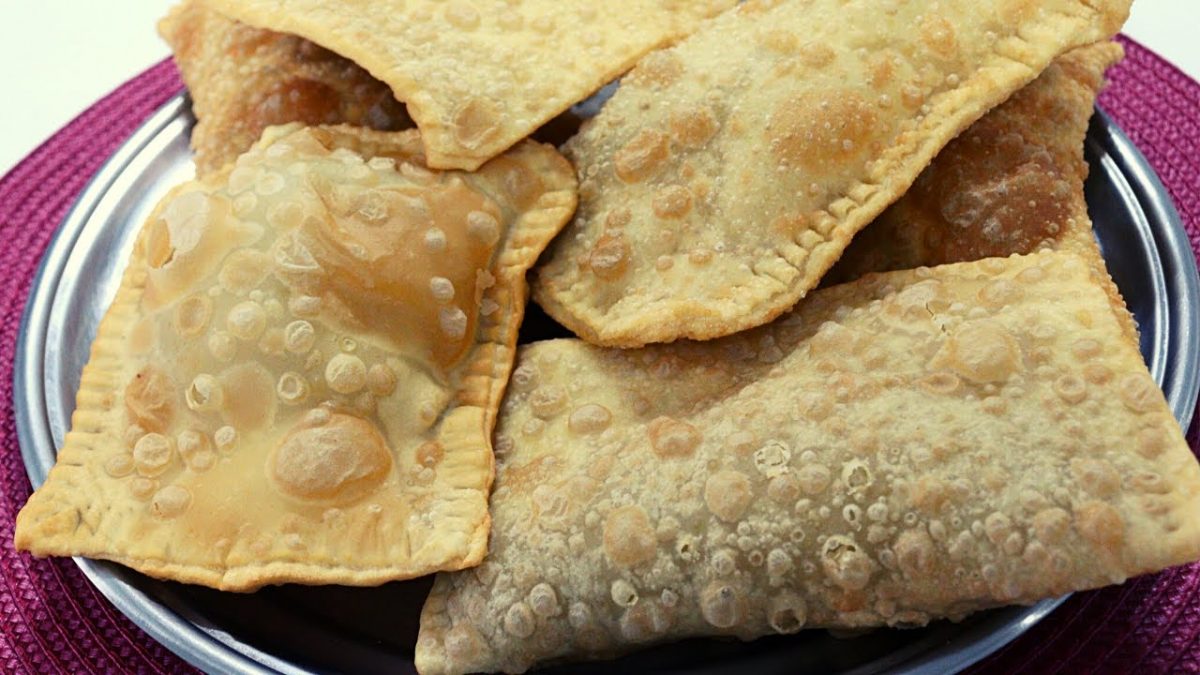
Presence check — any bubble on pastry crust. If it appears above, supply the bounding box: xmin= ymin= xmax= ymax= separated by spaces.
xmin=1084 ymin=364 xmax=1112 ymax=385
xmin=289 ymin=294 xmax=322 ymax=318
xmin=227 ymin=301 xmax=267 ymax=341
xmin=1136 ymin=424 xmax=1169 ymax=459
xmin=842 ymin=459 xmax=873 ymax=492
xmin=277 ymin=372 xmax=310 ymax=405
xmin=611 ymin=579 xmax=639 ymax=607
xmin=174 ymin=295 xmax=212 ymax=337
xmin=614 ymin=128 xmax=670 ymax=184
xmin=669 ymin=107 xmax=718 ymax=149
xmin=975 ymin=277 xmax=1023 ymax=308
xmin=648 ymin=416 xmax=702 ymax=458
xmin=467 ymin=211 xmax=501 ymax=246
xmin=451 ymin=97 xmax=501 ymax=151
xmin=219 ymin=249 xmax=272 ymax=295
xmin=530 ymin=385 xmax=569 ymax=419
xmin=104 ymin=455 xmax=134 ymax=478
xmin=568 ymin=404 xmax=612 ymax=435
xmin=768 ymin=90 xmax=877 ymax=171
xmin=768 ymin=474 xmax=800 ymax=503
xmin=177 ymin=430 xmax=215 ymax=472
xmin=753 ymin=440 xmax=791 ymax=478
xmin=588 ymin=233 xmax=631 ymax=280
xmin=429 ymin=277 xmax=456 ymax=304
xmin=151 ymin=485 xmax=192 ymax=518
xmin=1033 ymin=507 xmax=1071 ymax=544
xmin=220 ymin=363 xmax=277 ymax=430
xmin=700 ymin=582 xmax=744 ymax=629
xmin=767 ymin=592 xmax=807 ymax=634
xmin=367 ymin=364 xmax=398 ymax=397
xmin=130 ymin=477 xmax=158 ymax=501
xmin=423 ymin=227 xmax=448 ymax=252
xmin=186 ymin=373 xmax=224 ymax=412
xmin=325 ymin=354 xmax=367 ymax=394
xmin=1071 ymin=458 xmax=1120 ymax=498
xmin=526 ymin=583 xmax=560 ymax=618
xmin=1054 ymin=375 xmax=1088 ymax=404
xmin=133 ymin=433 xmax=175 ymax=477
xmin=766 ymin=548 xmax=793 ymax=579
xmin=503 ymin=601 xmax=536 ymax=638
xmin=797 ymin=464 xmax=831 ymax=495
xmin=652 ymin=185 xmax=694 ymax=220
xmin=932 ymin=319 xmax=1021 ymax=384
xmin=705 ymin=470 xmax=753 ymax=522
xmin=603 ymin=505 xmax=657 ymax=568
xmin=822 ymin=535 xmax=875 ymax=591
xmin=284 ymin=320 xmax=316 ymax=354
xmin=1119 ymin=374 xmax=1160 ymax=413
xmin=214 ymin=425 xmax=238 ymax=453
xmin=442 ymin=623 xmax=486 ymax=665
xmin=919 ymin=372 xmax=960 ymax=395
xmin=1074 ymin=500 xmax=1125 ymax=552
xmin=439 ymin=306 xmax=469 ymax=340
xmin=208 ymin=331 xmax=237 ymax=362
xmin=125 ymin=365 xmax=175 ymax=432
xmin=894 ymin=528 xmax=935 ymax=577
xmin=269 ymin=413 xmax=391 ymax=502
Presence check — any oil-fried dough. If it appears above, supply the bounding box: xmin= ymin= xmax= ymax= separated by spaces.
xmin=15 ymin=125 xmax=577 ymax=591
xmin=419 ymin=251 xmax=1200 ymax=674
xmin=159 ymin=0 xmax=411 ymax=176
xmin=535 ymin=0 xmax=1132 ymax=346
xmin=829 ymin=42 xmax=1137 ymax=342
xmin=202 ymin=0 xmax=736 ymax=171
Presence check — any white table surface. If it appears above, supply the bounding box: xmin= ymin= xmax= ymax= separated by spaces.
xmin=0 ymin=1 xmax=1197 ymax=177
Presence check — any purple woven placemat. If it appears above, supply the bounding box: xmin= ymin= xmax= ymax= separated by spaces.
xmin=0 ymin=36 xmax=1198 ymax=674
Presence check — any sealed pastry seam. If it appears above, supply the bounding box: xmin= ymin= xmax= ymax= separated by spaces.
xmin=535 ymin=0 xmax=1133 ymax=346
xmin=15 ymin=124 xmax=577 ymax=591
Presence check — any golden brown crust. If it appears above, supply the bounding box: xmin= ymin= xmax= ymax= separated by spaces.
xmin=534 ymin=0 xmax=1133 ymax=347
xmin=418 ymin=251 xmax=1200 ymax=674
xmin=200 ymin=0 xmax=737 ymax=171
xmin=14 ymin=125 xmax=577 ymax=591
xmin=159 ymin=0 xmax=411 ymax=176
xmin=829 ymin=41 xmax=1137 ymax=343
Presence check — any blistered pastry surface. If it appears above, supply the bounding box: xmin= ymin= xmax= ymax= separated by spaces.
xmin=14 ymin=124 xmax=577 ymax=590
xmin=419 ymin=251 xmax=1200 ymax=674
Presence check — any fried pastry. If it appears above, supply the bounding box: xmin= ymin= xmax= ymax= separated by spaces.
xmin=418 ymin=251 xmax=1200 ymax=674
xmin=14 ymin=124 xmax=577 ymax=591
xmin=535 ymin=0 xmax=1133 ymax=346
xmin=829 ymin=41 xmax=1137 ymax=342
xmin=159 ymin=1 xmax=412 ymax=177
xmin=201 ymin=0 xmax=737 ymax=171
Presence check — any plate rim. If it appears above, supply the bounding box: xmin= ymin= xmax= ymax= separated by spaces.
xmin=12 ymin=95 xmax=1200 ymax=675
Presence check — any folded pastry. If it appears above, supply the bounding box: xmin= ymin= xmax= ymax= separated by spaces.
xmin=534 ymin=0 xmax=1133 ymax=347
xmin=159 ymin=0 xmax=411 ymax=176
xmin=418 ymin=250 xmax=1200 ymax=674
xmin=14 ymin=124 xmax=577 ymax=590
xmin=829 ymin=41 xmax=1137 ymax=341
xmin=201 ymin=0 xmax=737 ymax=171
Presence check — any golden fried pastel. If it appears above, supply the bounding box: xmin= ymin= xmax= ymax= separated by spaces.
xmin=159 ymin=0 xmax=411 ymax=176
xmin=419 ymin=251 xmax=1200 ymax=674
xmin=15 ymin=124 xmax=577 ymax=591
xmin=535 ymin=0 xmax=1132 ymax=346
xmin=202 ymin=0 xmax=737 ymax=171
xmin=829 ymin=41 xmax=1137 ymax=341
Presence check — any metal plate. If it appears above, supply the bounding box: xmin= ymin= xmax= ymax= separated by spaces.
xmin=14 ymin=95 xmax=1200 ymax=675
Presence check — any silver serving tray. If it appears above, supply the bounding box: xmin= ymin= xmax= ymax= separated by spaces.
xmin=14 ymin=94 xmax=1200 ymax=675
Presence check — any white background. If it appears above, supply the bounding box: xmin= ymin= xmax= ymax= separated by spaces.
xmin=0 ymin=1 xmax=1196 ymax=176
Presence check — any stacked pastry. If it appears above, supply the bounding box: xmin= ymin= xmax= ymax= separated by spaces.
xmin=16 ymin=1 xmax=1200 ymax=674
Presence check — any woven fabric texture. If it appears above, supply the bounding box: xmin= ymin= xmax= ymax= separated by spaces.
xmin=0 ymin=36 xmax=1197 ymax=674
